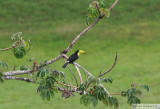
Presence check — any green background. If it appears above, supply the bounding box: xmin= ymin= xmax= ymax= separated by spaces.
xmin=0 ymin=0 xmax=160 ymax=109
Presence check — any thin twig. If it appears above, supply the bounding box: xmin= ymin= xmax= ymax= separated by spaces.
xmin=0 ymin=37 xmax=23 ymax=51
xmin=97 ymin=52 xmax=117 ymax=78
xmin=74 ymin=64 xmax=83 ymax=84
xmin=56 ymin=81 xmax=78 ymax=88
xmin=109 ymin=0 xmax=119 ymax=11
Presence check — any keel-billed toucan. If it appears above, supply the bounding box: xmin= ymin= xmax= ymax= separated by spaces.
xmin=62 ymin=50 xmax=86 ymax=68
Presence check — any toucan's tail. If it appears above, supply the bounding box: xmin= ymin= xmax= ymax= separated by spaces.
xmin=62 ymin=62 xmax=69 ymax=68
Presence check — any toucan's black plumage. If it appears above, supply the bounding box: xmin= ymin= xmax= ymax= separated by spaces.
xmin=62 ymin=50 xmax=86 ymax=68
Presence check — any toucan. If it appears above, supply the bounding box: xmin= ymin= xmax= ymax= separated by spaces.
xmin=62 ymin=50 xmax=86 ymax=68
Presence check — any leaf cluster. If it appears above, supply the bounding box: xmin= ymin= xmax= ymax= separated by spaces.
xmin=0 ymin=60 xmax=8 ymax=69
xmin=86 ymin=0 xmax=110 ymax=26
xmin=19 ymin=65 xmax=29 ymax=70
xmin=121 ymin=84 xmax=150 ymax=105
xmin=37 ymin=85 xmax=57 ymax=101
xmin=13 ymin=40 xmax=30 ymax=59
xmin=80 ymin=86 xmax=119 ymax=108
xmin=99 ymin=77 xmax=113 ymax=84
xmin=36 ymin=68 xmax=58 ymax=101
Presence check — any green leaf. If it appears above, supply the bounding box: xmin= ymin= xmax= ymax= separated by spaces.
xmin=127 ymin=96 xmax=141 ymax=105
xmin=88 ymin=7 xmax=99 ymax=18
xmin=24 ymin=41 xmax=30 ymax=51
xmin=41 ymin=72 xmax=45 ymax=78
xmin=0 ymin=60 xmax=8 ymax=69
xmin=92 ymin=86 xmax=106 ymax=101
xmin=99 ymin=8 xmax=110 ymax=18
xmin=102 ymin=97 xmax=108 ymax=106
xmin=46 ymin=91 xmax=50 ymax=101
xmin=104 ymin=8 xmax=110 ymax=18
xmin=37 ymin=86 xmax=43 ymax=93
xmin=100 ymin=77 xmax=113 ymax=84
xmin=114 ymin=97 xmax=119 ymax=108
xmin=19 ymin=65 xmax=29 ymax=70
xmin=49 ymin=90 xmax=55 ymax=98
xmin=98 ymin=0 xmax=106 ymax=8
xmin=79 ymin=84 xmax=87 ymax=92
xmin=37 ymin=68 xmax=50 ymax=78
xmin=143 ymin=85 xmax=150 ymax=92
xmin=91 ymin=96 xmax=98 ymax=107
xmin=80 ymin=93 xmax=97 ymax=107
xmin=108 ymin=97 xmax=114 ymax=107
xmin=13 ymin=45 xmax=26 ymax=58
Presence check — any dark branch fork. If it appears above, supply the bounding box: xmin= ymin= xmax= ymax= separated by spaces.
xmin=2 ymin=0 xmax=119 ymax=95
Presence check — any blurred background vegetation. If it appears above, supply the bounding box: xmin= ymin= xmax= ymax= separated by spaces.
xmin=0 ymin=0 xmax=160 ymax=109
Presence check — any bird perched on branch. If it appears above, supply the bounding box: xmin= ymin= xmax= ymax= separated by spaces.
xmin=62 ymin=50 xmax=86 ymax=68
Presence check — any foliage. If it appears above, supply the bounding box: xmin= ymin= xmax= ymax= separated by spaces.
xmin=121 ymin=84 xmax=150 ymax=105
xmin=85 ymin=0 xmax=110 ymax=26
xmin=19 ymin=65 xmax=29 ymax=70
xmin=100 ymin=77 xmax=113 ymax=83
xmin=80 ymin=86 xmax=119 ymax=108
xmin=140 ymin=84 xmax=150 ymax=92
xmin=35 ymin=68 xmax=58 ymax=101
xmin=0 ymin=60 xmax=8 ymax=69
xmin=12 ymin=36 xmax=31 ymax=59
xmin=37 ymin=68 xmax=50 ymax=78
xmin=13 ymin=44 xmax=26 ymax=59
xmin=80 ymin=93 xmax=98 ymax=107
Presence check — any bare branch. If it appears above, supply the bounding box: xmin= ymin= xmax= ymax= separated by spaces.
xmin=74 ymin=64 xmax=83 ymax=84
xmin=3 ymin=55 xmax=62 ymax=76
xmin=37 ymin=55 xmax=62 ymax=69
xmin=3 ymin=76 xmax=34 ymax=82
xmin=97 ymin=52 xmax=117 ymax=78
xmin=109 ymin=0 xmax=119 ymax=11
xmin=74 ymin=63 xmax=93 ymax=76
xmin=3 ymin=76 xmax=82 ymax=94
xmin=0 ymin=37 xmax=23 ymax=51
xmin=62 ymin=18 xmax=103 ymax=54
xmin=3 ymin=70 xmax=32 ymax=76
xmin=56 ymin=81 xmax=77 ymax=88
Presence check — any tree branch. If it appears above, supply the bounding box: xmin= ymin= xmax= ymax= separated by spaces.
xmin=109 ymin=0 xmax=119 ymax=11
xmin=3 ymin=55 xmax=62 ymax=76
xmin=74 ymin=64 xmax=83 ymax=84
xmin=0 ymin=37 xmax=23 ymax=51
xmin=97 ymin=52 xmax=117 ymax=78
xmin=75 ymin=63 xmax=112 ymax=96
xmin=3 ymin=76 xmax=34 ymax=82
